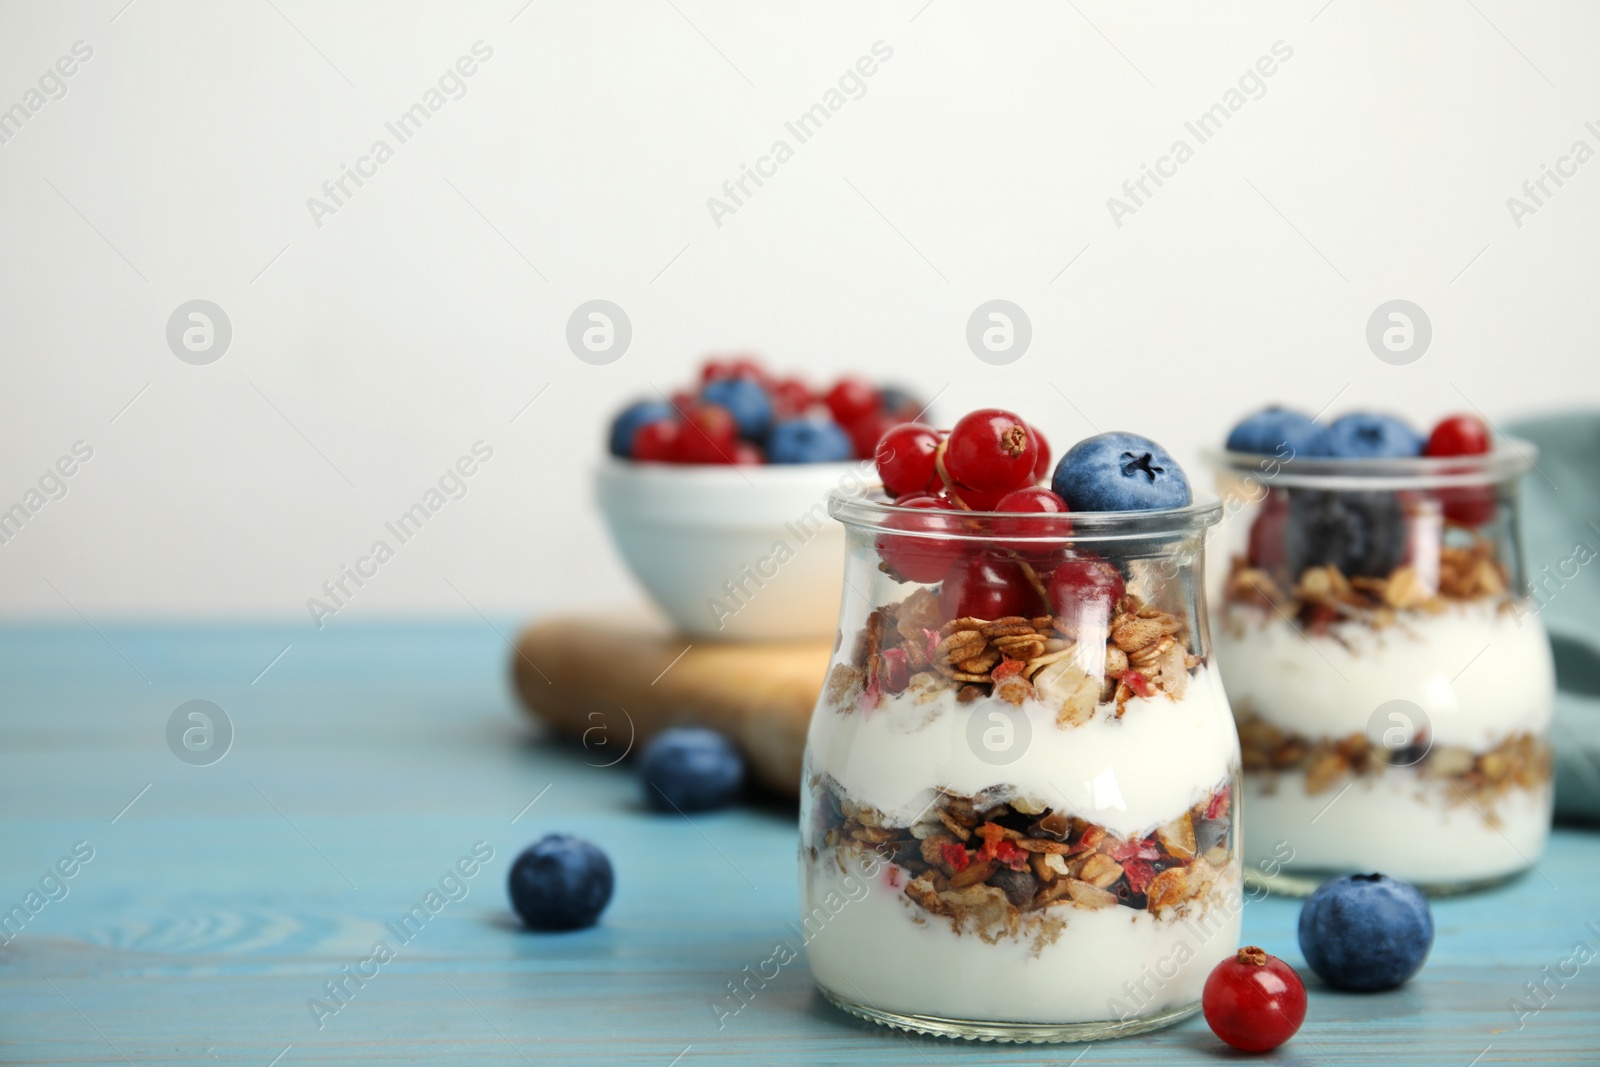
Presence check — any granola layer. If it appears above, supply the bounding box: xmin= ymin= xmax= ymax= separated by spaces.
xmin=1223 ymin=537 xmax=1511 ymax=633
xmin=1238 ymin=715 xmax=1550 ymax=824
xmin=808 ymin=776 xmax=1235 ymax=947
xmin=827 ymin=587 xmax=1199 ymax=721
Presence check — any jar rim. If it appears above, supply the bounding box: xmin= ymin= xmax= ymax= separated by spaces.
xmin=827 ymin=488 xmax=1224 ymax=542
xmin=1201 ymin=437 xmax=1538 ymax=490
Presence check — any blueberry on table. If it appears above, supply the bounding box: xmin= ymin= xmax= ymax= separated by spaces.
xmin=508 ymin=834 xmax=614 ymax=931
xmin=1324 ymin=413 xmax=1423 ymax=459
xmin=766 ymin=418 xmax=852 ymax=464
xmin=640 ymin=727 xmax=746 ymax=812
xmin=1226 ymin=406 xmax=1332 ymax=457
xmin=1298 ymin=872 xmax=1433 ymax=991
xmin=1051 ymin=431 xmax=1192 ymax=511
xmin=609 ymin=400 xmax=675 ymax=458
xmin=702 ymin=377 xmax=773 ymax=441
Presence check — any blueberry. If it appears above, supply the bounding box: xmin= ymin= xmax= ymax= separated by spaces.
xmin=1226 ymin=406 xmax=1332 ymax=458
xmin=766 ymin=418 xmax=852 ymax=464
xmin=639 ymin=727 xmax=745 ymax=812
xmin=878 ymin=385 xmax=923 ymax=417
xmin=1298 ymin=872 xmax=1433 ymax=991
xmin=508 ymin=834 xmax=614 ymax=931
xmin=1051 ymin=432 xmax=1192 ymax=512
xmin=1286 ymin=490 xmax=1405 ymax=579
xmin=608 ymin=400 xmax=674 ymax=458
xmin=1325 ymin=413 xmax=1423 ymax=459
xmin=701 ymin=378 xmax=773 ymax=441
xmin=989 ymin=867 xmax=1039 ymax=908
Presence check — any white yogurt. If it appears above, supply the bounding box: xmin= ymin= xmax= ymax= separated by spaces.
xmin=1216 ymin=600 xmax=1555 ymax=751
xmin=808 ymin=667 xmax=1238 ymax=840
xmin=1242 ymin=770 xmax=1552 ymax=885
xmin=802 ymin=852 xmax=1243 ymax=1025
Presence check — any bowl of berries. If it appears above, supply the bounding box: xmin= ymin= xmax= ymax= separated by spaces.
xmin=598 ymin=357 xmax=928 ymax=641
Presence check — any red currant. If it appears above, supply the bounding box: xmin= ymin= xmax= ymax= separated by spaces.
xmin=633 ymin=419 xmax=680 ymax=463
xmin=947 ymin=483 xmax=1011 ymax=512
xmin=1438 ymin=486 xmax=1497 ymax=526
xmin=733 ymin=441 xmax=764 ymax=464
xmin=944 ymin=409 xmax=1039 ymax=493
xmin=1046 ymin=556 xmax=1124 ymax=621
xmin=1202 ymin=946 xmax=1307 ymax=1053
xmin=824 ymin=377 xmax=879 ymax=426
xmin=994 ymin=486 xmax=1068 ymax=515
xmin=876 ymin=423 xmax=942 ymax=498
xmin=727 ymin=355 xmax=768 ymax=384
xmin=992 ymin=487 xmax=1071 ymax=556
xmin=699 ymin=358 xmax=733 ymax=383
xmin=938 ymin=555 xmax=1046 ymax=621
xmin=676 ymin=403 xmax=739 ymax=464
xmin=770 ymin=377 xmax=813 ymax=419
xmin=846 ymin=409 xmax=901 ymax=462
xmin=877 ymin=494 xmax=963 ymax=583
xmin=1031 ymin=425 xmax=1052 ymax=483
xmin=1424 ymin=414 xmax=1491 ymax=456
xmin=1247 ymin=489 xmax=1290 ymax=574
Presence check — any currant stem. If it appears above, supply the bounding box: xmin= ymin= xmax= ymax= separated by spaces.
xmin=932 ymin=440 xmax=972 ymax=511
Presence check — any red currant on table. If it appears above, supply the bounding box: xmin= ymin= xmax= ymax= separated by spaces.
xmin=1202 ymin=946 xmax=1307 ymax=1053
xmin=825 ymin=377 xmax=879 ymax=426
xmin=944 ymin=409 xmax=1039 ymax=493
xmin=876 ymin=423 xmax=942 ymax=498
xmin=938 ymin=554 xmax=1046 ymax=621
xmin=1424 ymin=414 xmax=1491 ymax=456
xmin=877 ymin=494 xmax=962 ymax=583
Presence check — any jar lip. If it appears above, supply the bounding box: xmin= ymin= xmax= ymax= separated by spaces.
xmin=827 ymin=488 xmax=1224 ymax=541
xmin=1201 ymin=437 xmax=1538 ymax=490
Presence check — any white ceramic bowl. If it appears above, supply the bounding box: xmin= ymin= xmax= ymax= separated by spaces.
xmin=595 ymin=458 xmax=866 ymax=641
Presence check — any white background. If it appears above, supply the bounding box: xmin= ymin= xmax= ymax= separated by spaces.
xmin=1 ymin=0 xmax=1596 ymax=622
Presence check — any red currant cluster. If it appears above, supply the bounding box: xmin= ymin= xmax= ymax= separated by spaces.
xmin=612 ymin=356 xmax=924 ymax=465
xmin=872 ymin=408 xmax=1125 ymax=623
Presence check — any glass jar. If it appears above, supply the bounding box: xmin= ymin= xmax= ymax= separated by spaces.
xmin=800 ymin=491 xmax=1241 ymax=1043
xmin=1207 ymin=444 xmax=1554 ymax=896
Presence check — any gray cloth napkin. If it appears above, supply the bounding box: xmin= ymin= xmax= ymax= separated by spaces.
xmin=1506 ymin=412 xmax=1600 ymax=824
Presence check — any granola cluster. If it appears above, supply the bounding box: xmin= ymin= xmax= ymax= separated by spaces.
xmin=1238 ymin=714 xmax=1551 ymax=824
xmin=811 ymin=778 xmax=1234 ymax=946
xmin=824 ymin=587 xmax=1201 ymax=722
xmin=1224 ymin=538 xmax=1511 ymax=632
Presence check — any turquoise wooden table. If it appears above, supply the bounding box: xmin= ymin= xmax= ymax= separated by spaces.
xmin=2 ymin=622 xmax=1596 ymax=1066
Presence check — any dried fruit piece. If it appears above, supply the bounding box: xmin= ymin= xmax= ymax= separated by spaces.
xmin=1063 ymin=878 xmax=1118 ymax=909
xmin=1079 ymin=853 xmax=1125 ymax=889
xmin=1155 ymin=813 xmax=1197 ymax=860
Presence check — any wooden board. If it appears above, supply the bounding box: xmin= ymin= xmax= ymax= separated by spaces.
xmin=2 ymin=621 xmax=1595 ymax=1066
xmin=512 ymin=614 xmax=831 ymax=797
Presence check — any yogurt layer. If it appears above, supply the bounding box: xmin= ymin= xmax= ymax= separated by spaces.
xmin=1242 ymin=770 xmax=1552 ymax=884
xmin=1217 ymin=600 xmax=1554 ymax=751
xmin=808 ymin=667 xmax=1238 ymax=840
xmin=803 ymin=855 xmax=1243 ymax=1024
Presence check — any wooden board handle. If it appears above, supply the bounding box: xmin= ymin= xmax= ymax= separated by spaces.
xmin=511 ymin=616 xmax=832 ymax=798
